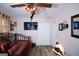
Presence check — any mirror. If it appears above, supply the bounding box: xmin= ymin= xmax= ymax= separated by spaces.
xmin=71 ymin=14 xmax=79 ymax=38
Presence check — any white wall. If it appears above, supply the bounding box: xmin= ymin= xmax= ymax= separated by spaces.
xmin=14 ymin=17 xmax=51 ymax=45
xmin=51 ymin=3 xmax=79 ymax=56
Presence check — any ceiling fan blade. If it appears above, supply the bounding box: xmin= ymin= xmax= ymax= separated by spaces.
xmin=36 ymin=3 xmax=52 ymax=8
xmin=10 ymin=3 xmax=27 ymax=8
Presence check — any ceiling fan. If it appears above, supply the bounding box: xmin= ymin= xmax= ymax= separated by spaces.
xmin=10 ymin=3 xmax=52 ymax=20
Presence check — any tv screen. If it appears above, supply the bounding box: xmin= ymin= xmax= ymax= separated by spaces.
xmin=24 ymin=22 xmax=38 ymax=30
xmin=74 ymin=21 xmax=79 ymax=29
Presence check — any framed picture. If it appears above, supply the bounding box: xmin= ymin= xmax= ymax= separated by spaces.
xmin=59 ymin=23 xmax=63 ymax=31
xmin=10 ymin=24 xmax=14 ymax=31
xmin=10 ymin=21 xmax=14 ymax=31
xmin=24 ymin=22 xmax=38 ymax=30
xmin=71 ymin=14 xmax=79 ymax=38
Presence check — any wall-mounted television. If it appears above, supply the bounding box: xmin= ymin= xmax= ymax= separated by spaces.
xmin=24 ymin=22 xmax=38 ymax=30
xmin=74 ymin=21 xmax=79 ymax=29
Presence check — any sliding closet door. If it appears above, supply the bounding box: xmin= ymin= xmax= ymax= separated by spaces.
xmin=37 ymin=22 xmax=51 ymax=45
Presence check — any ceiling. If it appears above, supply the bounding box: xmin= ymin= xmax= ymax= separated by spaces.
xmin=0 ymin=3 xmax=79 ymax=19
xmin=0 ymin=3 xmax=59 ymax=18
xmin=0 ymin=3 xmax=31 ymax=18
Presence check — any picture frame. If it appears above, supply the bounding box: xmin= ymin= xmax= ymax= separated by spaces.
xmin=71 ymin=14 xmax=79 ymax=38
xmin=59 ymin=23 xmax=64 ymax=31
xmin=24 ymin=22 xmax=38 ymax=30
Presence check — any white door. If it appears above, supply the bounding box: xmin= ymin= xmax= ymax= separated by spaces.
xmin=37 ymin=22 xmax=51 ymax=45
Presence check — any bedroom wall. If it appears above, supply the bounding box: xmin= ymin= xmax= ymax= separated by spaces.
xmin=13 ymin=17 xmax=51 ymax=45
xmin=50 ymin=3 xmax=79 ymax=56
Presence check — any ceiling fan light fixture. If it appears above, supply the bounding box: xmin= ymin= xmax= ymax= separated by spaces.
xmin=26 ymin=7 xmax=30 ymax=11
xmin=33 ymin=7 xmax=37 ymax=11
xmin=25 ymin=6 xmax=37 ymax=13
xmin=30 ymin=8 xmax=33 ymax=11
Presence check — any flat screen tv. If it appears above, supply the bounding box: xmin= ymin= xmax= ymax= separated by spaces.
xmin=24 ymin=22 xmax=38 ymax=30
xmin=74 ymin=21 xmax=79 ymax=29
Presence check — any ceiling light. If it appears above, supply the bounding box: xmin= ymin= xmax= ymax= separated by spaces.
xmin=25 ymin=6 xmax=37 ymax=13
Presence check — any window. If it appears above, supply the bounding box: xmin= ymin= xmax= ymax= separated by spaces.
xmin=0 ymin=12 xmax=10 ymax=33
